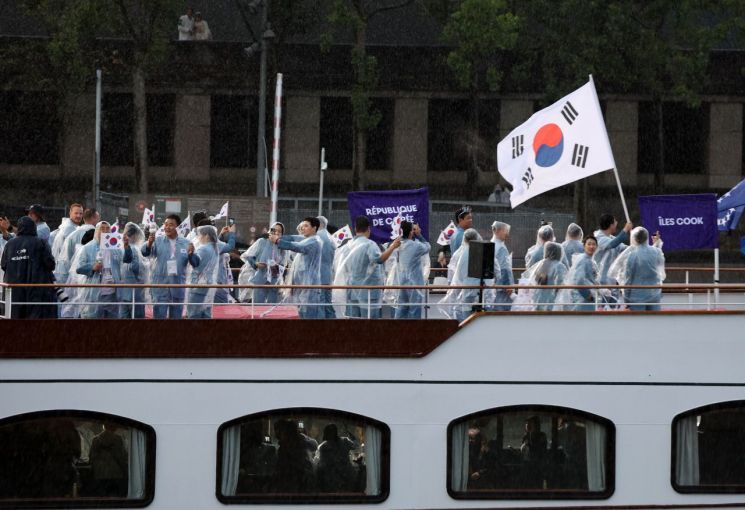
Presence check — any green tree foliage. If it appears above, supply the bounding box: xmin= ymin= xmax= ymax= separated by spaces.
xmin=323 ymin=0 xmax=413 ymax=190
xmin=439 ymin=0 xmax=518 ymax=198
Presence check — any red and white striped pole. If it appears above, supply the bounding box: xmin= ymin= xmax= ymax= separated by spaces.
xmin=269 ymin=73 xmax=283 ymax=226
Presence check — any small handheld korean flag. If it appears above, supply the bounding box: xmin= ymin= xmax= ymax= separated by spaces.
xmin=437 ymin=222 xmax=457 ymax=246
xmin=176 ymin=216 xmax=191 ymax=237
xmin=155 ymin=224 xmax=165 ymax=238
xmin=109 ymin=222 xmax=119 ymax=234
xmin=213 ymin=202 xmax=229 ymax=220
xmin=390 ymin=212 xmax=403 ymax=240
xmin=331 ymin=225 xmax=353 ymax=247
xmin=100 ymin=232 xmax=123 ymax=251
xmin=142 ymin=207 xmax=155 ymax=226
xmin=497 ymin=78 xmax=616 ymax=208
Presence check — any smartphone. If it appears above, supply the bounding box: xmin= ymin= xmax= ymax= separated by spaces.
xmin=228 ymin=217 xmax=235 ymax=226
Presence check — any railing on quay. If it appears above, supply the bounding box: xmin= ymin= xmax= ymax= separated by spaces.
xmin=2 ymin=281 xmax=745 ymax=321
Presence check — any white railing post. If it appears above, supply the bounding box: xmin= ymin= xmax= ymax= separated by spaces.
xmin=251 ymin=288 xmax=255 ymax=319
xmin=131 ymin=288 xmax=136 ymax=319
xmin=686 ymin=271 xmax=693 ymax=309
xmin=3 ymin=287 xmax=10 ymax=319
xmin=367 ymin=289 xmax=371 ymax=319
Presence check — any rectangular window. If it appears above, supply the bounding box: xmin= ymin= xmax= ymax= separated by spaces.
xmin=102 ymin=93 xmax=134 ymax=166
xmin=366 ymin=98 xmax=394 ymax=170
xmin=0 ymin=91 xmax=59 ymax=165
xmin=448 ymin=406 xmax=614 ymax=499
xmin=0 ymin=410 xmax=155 ymax=507
xmin=217 ymin=408 xmax=390 ymax=504
xmin=638 ymin=101 xmax=707 ymax=174
xmin=147 ymin=94 xmax=175 ymax=166
xmin=428 ymin=98 xmax=470 ymax=171
xmin=320 ymin=97 xmax=353 ymax=170
xmin=210 ymin=95 xmax=258 ymax=168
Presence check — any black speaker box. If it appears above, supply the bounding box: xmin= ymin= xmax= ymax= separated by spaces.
xmin=467 ymin=241 xmax=495 ymax=280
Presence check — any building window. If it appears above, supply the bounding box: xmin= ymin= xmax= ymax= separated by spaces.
xmin=210 ymin=95 xmax=258 ymax=168
xmin=447 ymin=405 xmax=615 ymax=499
xmin=0 ymin=91 xmax=59 ymax=165
xmin=0 ymin=410 xmax=156 ymax=507
xmin=638 ymin=101 xmax=707 ymax=174
xmin=102 ymin=93 xmax=133 ymax=166
xmin=366 ymin=98 xmax=394 ymax=170
xmin=673 ymin=401 xmax=745 ymax=493
xmin=147 ymin=94 xmax=175 ymax=166
xmin=428 ymin=98 xmax=470 ymax=172
xmin=216 ymin=407 xmax=390 ymax=504
xmin=320 ymin=97 xmax=353 ymax=170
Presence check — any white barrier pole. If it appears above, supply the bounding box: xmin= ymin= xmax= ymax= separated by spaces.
xmin=269 ymin=73 xmax=284 ymax=226
xmin=714 ymin=248 xmax=720 ymax=308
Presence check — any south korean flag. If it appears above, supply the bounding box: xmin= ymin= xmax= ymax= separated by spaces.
xmin=497 ymin=77 xmax=616 ymax=208
xmin=101 ymin=232 xmax=123 ymax=251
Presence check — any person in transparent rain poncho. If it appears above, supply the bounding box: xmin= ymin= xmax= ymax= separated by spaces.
xmin=74 ymin=221 xmax=125 ymax=318
xmin=316 ymin=216 xmax=338 ymax=318
xmin=243 ymin=222 xmax=287 ymax=305
xmin=55 ymin=208 xmax=99 ymax=292
xmin=332 ymin=216 xmax=399 ymax=319
xmin=119 ymin=222 xmax=150 ymax=318
xmin=441 ymin=228 xmax=482 ymax=322
xmin=271 ymin=217 xmax=324 ymax=318
xmin=523 ymin=224 xmax=568 ymax=276
xmin=488 ymin=221 xmax=514 ymax=311
xmin=609 ymin=226 xmax=665 ymax=311
xmin=185 ymin=225 xmax=221 ymax=318
xmin=561 ymin=223 xmax=584 ymax=267
xmin=391 ymin=220 xmax=431 ymax=319
xmin=555 ymin=235 xmax=600 ymax=311
xmin=528 ymin=241 xmax=568 ymax=311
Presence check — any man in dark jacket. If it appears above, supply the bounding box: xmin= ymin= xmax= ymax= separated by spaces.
xmin=0 ymin=216 xmax=56 ymax=318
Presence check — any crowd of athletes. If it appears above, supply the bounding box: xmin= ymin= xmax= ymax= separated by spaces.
xmin=0 ymin=203 xmax=665 ymax=319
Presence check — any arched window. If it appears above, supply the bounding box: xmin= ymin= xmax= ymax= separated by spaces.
xmin=447 ymin=405 xmax=615 ymax=499
xmin=0 ymin=410 xmax=155 ymax=508
xmin=673 ymin=400 xmax=745 ymax=493
xmin=216 ymin=408 xmax=390 ymax=504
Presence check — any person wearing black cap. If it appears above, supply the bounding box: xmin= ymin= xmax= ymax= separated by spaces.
xmin=450 ymin=206 xmax=473 ymax=255
xmin=0 ymin=216 xmax=56 ymax=318
xmin=26 ymin=204 xmax=51 ymax=245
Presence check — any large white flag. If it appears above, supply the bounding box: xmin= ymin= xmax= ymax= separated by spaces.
xmin=497 ymin=78 xmax=616 ymax=208
xmin=213 ymin=201 xmax=229 ymax=220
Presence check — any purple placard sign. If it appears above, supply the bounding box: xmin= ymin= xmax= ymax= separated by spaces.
xmin=638 ymin=194 xmax=719 ymax=251
xmin=347 ymin=188 xmax=429 ymax=244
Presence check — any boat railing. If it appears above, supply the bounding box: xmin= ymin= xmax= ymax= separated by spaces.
xmin=2 ymin=281 xmax=745 ymax=320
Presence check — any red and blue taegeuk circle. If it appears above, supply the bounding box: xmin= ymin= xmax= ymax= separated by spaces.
xmin=533 ymin=123 xmax=564 ymax=167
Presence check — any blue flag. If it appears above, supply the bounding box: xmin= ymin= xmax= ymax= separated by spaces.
xmin=639 ymin=194 xmax=718 ymax=251
xmin=717 ymin=178 xmax=745 ymax=231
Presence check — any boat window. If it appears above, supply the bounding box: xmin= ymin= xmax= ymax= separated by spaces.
xmin=673 ymin=401 xmax=745 ymax=493
xmin=217 ymin=408 xmax=390 ymax=504
xmin=0 ymin=410 xmax=155 ymax=508
xmin=448 ymin=405 xmax=615 ymax=499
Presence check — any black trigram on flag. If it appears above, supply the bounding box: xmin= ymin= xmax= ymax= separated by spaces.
xmin=572 ymin=144 xmax=589 ymax=168
xmin=511 ymin=135 xmax=524 ymax=158
xmin=561 ymin=101 xmax=579 ymax=125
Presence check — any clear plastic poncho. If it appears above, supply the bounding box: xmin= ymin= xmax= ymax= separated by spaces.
xmin=440 ymin=229 xmax=482 ymax=321
xmin=282 ymin=233 xmax=323 ymax=311
xmin=186 ymin=225 xmax=221 ymax=318
xmin=331 ymin=235 xmax=385 ymax=317
xmin=555 ymin=252 xmax=599 ymax=311
xmin=561 ymin=223 xmax=584 ymax=268
xmin=51 ymin=218 xmax=78 ymax=260
xmin=55 ymin=223 xmax=95 ymax=285
xmin=524 ymin=225 xmax=555 ymax=273
xmin=514 ymin=241 xmax=567 ymax=311
xmin=608 ymin=226 xmax=666 ymax=306
xmin=120 ymin=222 xmax=150 ymax=311
xmin=74 ymin=222 xmax=124 ymax=319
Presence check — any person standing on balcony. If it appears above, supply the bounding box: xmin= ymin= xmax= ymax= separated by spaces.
xmin=177 ymin=6 xmax=194 ymax=40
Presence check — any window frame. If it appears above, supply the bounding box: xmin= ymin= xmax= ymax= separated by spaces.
xmin=672 ymin=400 xmax=745 ymax=494
xmin=215 ymin=407 xmax=390 ymax=505
xmin=0 ymin=409 xmax=156 ymax=509
xmin=447 ymin=404 xmax=616 ymax=500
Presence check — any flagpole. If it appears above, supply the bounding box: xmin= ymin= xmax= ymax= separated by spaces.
xmin=589 ymin=75 xmax=631 ymax=223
